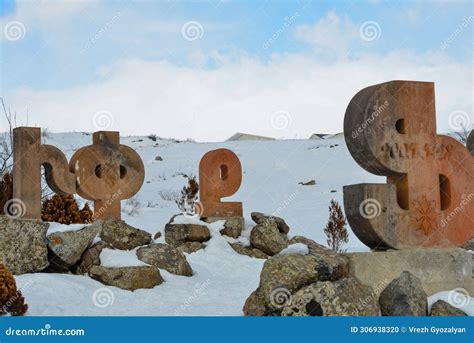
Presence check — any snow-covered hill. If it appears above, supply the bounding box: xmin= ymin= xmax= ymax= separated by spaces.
xmin=15 ymin=132 xmax=387 ymax=316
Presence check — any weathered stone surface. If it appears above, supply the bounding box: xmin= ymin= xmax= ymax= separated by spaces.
xmin=243 ymin=290 xmax=267 ymax=316
xmin=346 ymin=248 xmax=474 ymax=297
xmin=281 ymin=277 xmax=379 ymax=316
xmin=250 ymin=221 xmax=289 ymax=256
xmin=137 ymin=243 xmax=193 ymax=276
xmin=47 ymin=222 xmax=100 ymax=271
xmin=220 ymin=217 xmax=244 ymax=238
xmin=243 ymin=251 xmax=349 ymax=315
xmin=289 ymin=236 xmax=330 ymax=254
xmin=89 ymin=265 xmax=163 ymax=291
xmin=343 ymin=81 xmax=473 ymax=249
xmin=379 ymin=271 xmax=427 ymax=316
xmin=198 ymin=148 xmax=243 ymax=218
xmin=100 ymin=219 xmax=151 ymax=250
xmin=230 ymin=243 xmax=268 ymax=259
xmin=177 ymin=241 xmax=206 ymax=254
xmin=251 ymin=212 xmax=290 ymax=234
xmin=153 ymin=232 xmax=162 ymax=240
xmin=430 ymin=300 xmax=467 ymax=316
xmin=463 ymin=237 xmax=474 ymax=251
xmin=74 ymin=241 xmax=108 ymax=275
xmin=0 ymin=217 xmax=49 ymax=275
xmin=165 ymin=223 xmax=210 ymax=247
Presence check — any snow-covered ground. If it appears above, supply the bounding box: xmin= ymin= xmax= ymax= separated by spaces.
xmin=12 ymin=132 xmax=472 ymax=316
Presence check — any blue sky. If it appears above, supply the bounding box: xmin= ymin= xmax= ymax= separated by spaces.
xmin=0 ymin=0 xmax=472 ymax=141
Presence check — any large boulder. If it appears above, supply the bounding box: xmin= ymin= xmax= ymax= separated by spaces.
xmin=430 ymin=300 xmax=467 ymax=316
xmin=0 ymin=217 xmax=49 ymax=275
xmin=250 ymin=221 xmax=289 ymax=256
xmin=165 ymin=223 xmax=211 ymax=247
xmin=220 ymin=217 xmax=244 ymax=238
xmin=281 ymin=277 xmax=379 ymax=316
xmin=379 ymin=271 xmax=427 ymax=316
xmin=99 ymin=219 xmax=151 ymax=250
xmin=137 ymin=243 xmax=193 ymax=276
xmin=89 ymin=265 xmax=163 ymax=291
xmin=47 ymin=222 xmax=101 ymax=271
xmin=230 ymin=243 xmax=268 ymax=259
xmin=74 ymin=241 xmax=108 ymax=275
xmin=251 ymin=212 xmax=290 ymax=234
xmin=243 ymin=251 xmax=349 ymax=315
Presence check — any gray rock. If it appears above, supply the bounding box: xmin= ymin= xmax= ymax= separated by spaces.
xmin=220 ymin=217 xmax=244 ymax=238
xmin=250 ymin=221 xmax=289 ymax=256
xmin=89 ymin=265 xmax=163 ymax=291
xmin=153 ymin=232 xmax=162 ymax=240
xmin=47 ymin=222 xmax=100 ymax=271
xmin=281 ymin=278 xmax=379 ymax=316
xmin=243 ymin=251 xmax=349 ymax=315
xmin=243 ymin=290 xmax=267 ymax=316
xmin=74 ymin=241 xmax=108 ymax=275
xmin=430 ymin=300 xmax=467 ymax=316
xmin=137 ymin=243 xmax=193 ymax=276
xmin=298 ymin=180 xmax=316 ymax=186
xmin=230 ymin=243 xmax=268 ymax=259
xmin=100 ymin=219 xmax=151 ymax=250
xmin=379 ymin=271 xmax=427 ymax=316
xmin=463 ymin=236 xmax=474 ymax=251
xmin=165 ymin=223 xmax=210 ymax=247
xmin=0 ymin=217 xmax=49 ymax=275
xmin=155 ymin=156 xmax=163 ymax=161
xmin=251 ymin=212 xmax=290 ymax=234
xmin=177 ymin=241 xmax=206 ymax=254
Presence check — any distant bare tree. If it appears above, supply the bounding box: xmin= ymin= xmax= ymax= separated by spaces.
xmin=452 ymin=123 xmax=471 ymax=146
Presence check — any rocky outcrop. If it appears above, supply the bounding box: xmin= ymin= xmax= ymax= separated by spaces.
xmin=47 ymin=223 xmax=100 ymax=271
xmin=0 ymin=217 xmax=49 ymax=275
xmin=99 ymin=219 xmax=152 ymax=250
xmin=379 ymin=271 xmax=427 ymax=316
xmin=137 ymin=243 xmax=193 ymax=276
xmin=251 ymin=212 xmax=290 ymax=234
xmin=89 ymin=265 xmax=163 ymax=291
xmin=281 ymin=277 xmax=379 ymax=316
xmin=220 ymin=217 xmax=244 ymax=238
xmin=74 ymin=241 xmax=108 ymax=275
xmin=250 ymin=221 xmax=289 ymax=256
xmin=430 ymin=300 xmax=467 ymax=316
xmin=229 ymin=243 xmax=269 ymax=259
xmin=243 ymin=250 xmax=349 ymax=316
xmin=165 ymin=223 xmax=211 ymax=247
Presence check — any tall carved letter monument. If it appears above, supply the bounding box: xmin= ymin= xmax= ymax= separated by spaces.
xmin=343 ymin=81 xmax=473 ymax=249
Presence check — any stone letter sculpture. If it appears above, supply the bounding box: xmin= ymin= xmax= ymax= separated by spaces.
xmin=198 ymin=148 xmax=243 ymax=218
xmin=13 ymin=127 xmax=76 ymax=219
xmin=343 ymin=80 xmax=473 ymax=249
xmin=70 ymin=131 xmax=145 ymax=220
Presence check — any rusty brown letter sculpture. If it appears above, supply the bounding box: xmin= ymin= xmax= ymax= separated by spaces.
xmin=198 ymin=148 xmax=243 ymax=218
xmin=70 ymin=131 xmax=145 ymax=220
xmin=12 ymin=128 xmax=144 ymax=220
xmin=343 ymin=81 xmax=473 ymax=249
xmin=13 ymin=127 xmax=76 ymax=219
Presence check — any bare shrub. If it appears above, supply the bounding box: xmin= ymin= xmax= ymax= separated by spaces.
xmin=324 ymin=199 xmax=349 ymax=253
xmin=176 ymin=175 xmax=199 ymax=215
xmin=158 ymin=189 xmax=180 ymax=202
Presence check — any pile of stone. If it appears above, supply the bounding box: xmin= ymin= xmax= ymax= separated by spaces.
xmin=243 ymin=240 xmax=469 ymax=316
xmin=229 ymin=212 xmax=291 ymax=259
xmin=0 ymin=216 xmax=194 ymax=291
xmin=164 ymin=215 xmax=212 ymax=253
